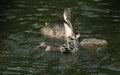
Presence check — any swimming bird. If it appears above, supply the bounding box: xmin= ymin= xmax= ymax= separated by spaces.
xmin=80 ymin=38 xmax=107 ymax=51
xmin=37 ymin=42 xmax=71 ymax=53
xmin=40 ymin=8 xmax=108 ymax=52
xmin=40 ymin=8 xmax=74 ymax=39
xmin=63 ymin=9 xmax=107 ymax=51
xmin=67 ymin=35 xmax=107 ymax=52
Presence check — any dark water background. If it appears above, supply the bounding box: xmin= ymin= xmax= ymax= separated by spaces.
xmin=0 ymin=0 xmax=120 ymax=75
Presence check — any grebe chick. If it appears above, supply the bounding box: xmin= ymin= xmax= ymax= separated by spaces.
xmin=37 ymin=42 xmax=71 ymax=53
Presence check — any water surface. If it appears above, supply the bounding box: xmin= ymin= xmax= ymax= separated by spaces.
xmin=0 ymin=0 xmax=120 ymax=75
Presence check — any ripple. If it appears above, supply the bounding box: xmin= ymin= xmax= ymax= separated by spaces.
xmin=34 ymin=13 xmax=42 ymax=16
xmin=94 ymin=0 xmax=100 ymax=2
xmin=11 ymin=60 xmax=29 ymax=65
xmin=27 ymin=17 xmax=35 ymax=20
xmin=81 ymin=5 xmax=110 ymax=13
xmin=77 ymin=2 xmax=83 ymax=5
xmin=81 ymin=12 xmax=99 ymax=17
xmin=11 ymin=9 xmax=22 ymax=12
xmin=2 ymin=71 xmax=21 ymax=75
xmin=6 ymin=15 xmax=16 ymax=20
xmin=0 ymin=13 xmax=10 ymax=16
xmin=97 ymin=3 xmax=110 ymax=6
xmin=27 ymin=67 xmax=40 ymax=73
xmin=17 ymin=1 xmax=26 ymax=4
xmin=0 ymin=19 xmax=7 ymax=22
xmin=42 ymin=5 xmax=49 ymax=8
xmin=32 ymin=23 xmax=41 ymax=28
xmin=113 ymin=19 xmax=120 ymax=22
xmin=7 ymin=67 xmax=22 ymax=71
xmin=26 ymin=14 xmax=33 ymax=17
xmin=113 ymin=15 xmax=120 ymax=18
xmin=37 ymin=8 xmax=49 ymax=11
xmin=6 ymin=67 xmax=40 ymax=74
xmin=17 ymin=4 xmax=26 ymax=7
xmin=50 ymin=13 xmax=60 ymax=16
xmin=52 ymin=66 xmax=65 ymax=71
xmin=101 ymin=65 xmax=120 ymax=72
xmin=20 ymin=21 xmax=28 ymax=25
xmin=17 ymin=18 xmax=24 ymax=21
xmin=24 ymin=29 xmax=40 ymax=35
xmin=82 ymin=30 xmax=93 ymax=34
xmin=24 ymin=29 xmax=34 ymax=33
xmin=32 ymin=61 xmax=48 ymax=70
xmin=8 ymin=34 xmax=23 ymax=41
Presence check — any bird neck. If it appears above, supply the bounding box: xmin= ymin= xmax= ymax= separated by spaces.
xmin=64 ymin=23 xmax=74 ymax=38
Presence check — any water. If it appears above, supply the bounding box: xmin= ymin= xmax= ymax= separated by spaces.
xmin=0 ymin=0 xmax=120 ymax=75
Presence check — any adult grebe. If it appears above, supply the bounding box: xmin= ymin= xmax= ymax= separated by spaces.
xmin=40 ymin=8 xmax=74 ymax=39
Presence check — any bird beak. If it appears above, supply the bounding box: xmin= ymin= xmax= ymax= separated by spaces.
xmin=63 ymin=8 xmax=71 ymax=21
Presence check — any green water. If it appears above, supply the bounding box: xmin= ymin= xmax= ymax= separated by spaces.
xmin=0 ymin=0 xmax=120 ymax=75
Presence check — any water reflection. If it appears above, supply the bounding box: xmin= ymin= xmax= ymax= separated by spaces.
xmin=0 ymin=0 xmax=120 ymax=75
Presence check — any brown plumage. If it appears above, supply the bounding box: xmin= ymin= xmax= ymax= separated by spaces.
xmin=41 ymin=22 xmax=65 ymax=38
xmin=40 ymin=8 xmax=74 ymax=40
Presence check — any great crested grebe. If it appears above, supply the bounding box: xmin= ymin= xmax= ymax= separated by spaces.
xmin=40 ymin=8 xmax=74 ymax=39
xmin=40 ymin=8 xmax=107 ymax=53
